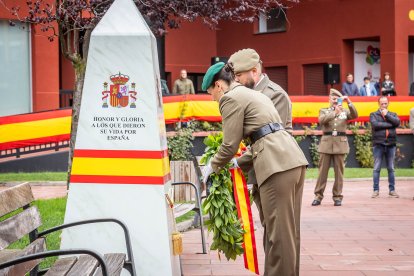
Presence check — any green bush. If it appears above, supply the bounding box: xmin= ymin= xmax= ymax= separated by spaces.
xmin=350 ymin=124 xmax=374 ymax=168
xmin=167 ymin=126 xmax=194 ymax=161
xmin=305 ymin=124 xmax=320 ymax=167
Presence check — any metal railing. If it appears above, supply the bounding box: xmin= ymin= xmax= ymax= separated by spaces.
xmin=0 ymin=140 xmax=69 ymax=159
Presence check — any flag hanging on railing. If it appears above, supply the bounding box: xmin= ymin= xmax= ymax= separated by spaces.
xmin=230 ymin=167 xmax=259 ymax=275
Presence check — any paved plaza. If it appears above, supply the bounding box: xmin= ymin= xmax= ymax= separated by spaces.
xmin=2 ymin=178 xmax=414 ymax=275
xmin=181 ymin=179 xmax=414 ymax=276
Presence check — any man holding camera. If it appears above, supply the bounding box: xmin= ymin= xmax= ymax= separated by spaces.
xmin=312 ymin=89 xmax=358 ymax=207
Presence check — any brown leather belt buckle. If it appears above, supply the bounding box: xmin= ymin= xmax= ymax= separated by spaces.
xmin=332 ymin=130 xmax=338 ymax=136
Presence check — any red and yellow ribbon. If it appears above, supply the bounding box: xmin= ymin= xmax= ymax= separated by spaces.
xmin=230 ymin=167 xmax=259 ymax=275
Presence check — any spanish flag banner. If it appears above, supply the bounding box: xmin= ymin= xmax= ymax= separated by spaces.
xmin=2 ymin=96 xmax=413 ymax=151
xmin=230 ymin=167 xmax=259 ymax=275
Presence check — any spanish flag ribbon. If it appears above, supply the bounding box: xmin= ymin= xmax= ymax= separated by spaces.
xmin=230 ymin=167 xmax=259 ymax=275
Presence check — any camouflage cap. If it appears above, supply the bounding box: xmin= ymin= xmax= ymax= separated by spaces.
xmin=228 ymin=48 xmax=260 ymax=74
xmin=330 ymin=88 xmax=343 ymax=98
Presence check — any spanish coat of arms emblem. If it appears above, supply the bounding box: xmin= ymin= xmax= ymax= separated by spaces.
xmin=101 ymin=72 xmax=137 ymax=108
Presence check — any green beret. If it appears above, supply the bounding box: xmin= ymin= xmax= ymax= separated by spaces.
xmin=202 ymin=62 xmax=225 ymax=91
xmin=330 ymin=88 xmax=343 ymax=97
xmin=228 ymin=48 xmax=260 ymax=74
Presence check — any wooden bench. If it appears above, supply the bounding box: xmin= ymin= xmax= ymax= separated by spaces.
xmin=0 ymin=183 xmax=136 ymax=276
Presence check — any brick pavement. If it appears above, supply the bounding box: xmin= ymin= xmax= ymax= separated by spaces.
xmin=2 ymin=179 xmax=414 ymax=275
xmin=181 ymin=179 xmax=414 ymax=276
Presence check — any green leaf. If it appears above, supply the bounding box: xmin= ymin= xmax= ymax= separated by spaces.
xmin=202 ymin=200 xmax=211 ymax=212
xmin=215 ymin=216 xmax=222 ymax=228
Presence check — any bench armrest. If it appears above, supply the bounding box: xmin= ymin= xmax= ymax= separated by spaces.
xmin=36 ymin=218 xmax=136 ymax=276
xmin=0 ymin=249 xmax=109 ymax=276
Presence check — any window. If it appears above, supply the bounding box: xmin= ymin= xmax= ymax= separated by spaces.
xmin=0 ymin=20 xmax=31 ymax=116
xmin=303 ymin=64 xmax=328 ymax=95
xmin=187 ymin=73 xmax=206 ymax=94
xmin=265 ymin=66 xmax=288 ymax=92
xmin=258 ymin=8 xmax=287 ymax=33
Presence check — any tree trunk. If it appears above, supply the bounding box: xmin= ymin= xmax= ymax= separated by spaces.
xmin=66 ymin=59 xmax=86 ymax=187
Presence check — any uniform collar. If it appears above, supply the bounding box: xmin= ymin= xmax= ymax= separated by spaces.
xmin=254 ymin=74 xmax=268 ymax=91
xmin=228 ymin=82 xmax=243 ymax=93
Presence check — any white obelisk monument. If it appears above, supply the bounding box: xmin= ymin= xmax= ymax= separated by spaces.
xmin=61 ymin=0 xmax=180 ymax=275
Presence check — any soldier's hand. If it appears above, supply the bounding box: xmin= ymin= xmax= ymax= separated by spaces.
xmin=381 ymin=109 xmax=388 ymax=116
xmin=334 ymin=105 xmax=343 ymax=114
xmin=202 ymin=163 xmax=213 ymax=184
xmin=342 ymin=96 xmax=349 ymax=103
xmin=230 ymin=158 xmax=239 ymax=168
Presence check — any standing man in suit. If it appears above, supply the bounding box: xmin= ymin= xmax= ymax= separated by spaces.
xmin=201 ymin=62 xmax=308 ymax=276
xmin=312 ymin=89 xmax=358 ymax=207
xmin=227 ymin=48 xmax=292 ymax=247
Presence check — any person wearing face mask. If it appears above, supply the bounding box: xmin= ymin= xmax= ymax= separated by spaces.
xmin=201 ymin=62 xmax=308 ymax=276
xmin=311 ymin=89 xmax=358 ymax=207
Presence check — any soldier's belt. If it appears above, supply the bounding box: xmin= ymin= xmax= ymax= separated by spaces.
xmin=323 ymin=131 xmax=346 ymax=136
xmin=250 ymin=123 xmax=284 ymax=144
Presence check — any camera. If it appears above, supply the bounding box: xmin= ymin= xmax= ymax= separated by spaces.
xmin=337 ymin=97 xmax=343 ymax=105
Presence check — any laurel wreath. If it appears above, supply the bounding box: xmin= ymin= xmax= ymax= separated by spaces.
xmin=200 ymin=133 xmax=244 ymax=260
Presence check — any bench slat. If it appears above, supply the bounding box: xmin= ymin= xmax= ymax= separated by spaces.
xmin=66 ymin=255 xmax=98 ymax=276
xmin=44 ymin=256 xmax=77 ymax=276
xmin=0 ymin=183 xmax=34 ymax=217
xmin=0 ymin=249 xmax=20 ymax=264
xmin=0 ymin=238 xmax=46 ymax=276
xmin=94 ymin=253 xmax=126 ymax=276
xmin=0 ymin=206 xmax=42 ymax=250
xmin=174 ymin=203 xmax=195 ymax=218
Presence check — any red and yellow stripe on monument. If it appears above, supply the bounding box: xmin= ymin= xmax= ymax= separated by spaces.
xmin=163 ymin=94 xmax=220 ymax=124
xmin=230 ymin=168 xmax=259 ymax=275
xmin=70 ymin=149 xmax=170 ymax=185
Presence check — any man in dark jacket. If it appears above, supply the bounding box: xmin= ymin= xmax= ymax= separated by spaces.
xmin=369 ymin=96 xmax=400 ymax=198
xmin=341 ymin=73 xmax=359 ymax=96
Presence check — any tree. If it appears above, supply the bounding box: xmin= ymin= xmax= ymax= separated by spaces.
xmin=0 ymin=0 xmax=299 ymax=183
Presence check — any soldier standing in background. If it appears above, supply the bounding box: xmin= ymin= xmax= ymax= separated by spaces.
xmin=172 ymin=69 xmax=195 ymax=95
xmin=312 ymin=89 xmax=358 ymax=207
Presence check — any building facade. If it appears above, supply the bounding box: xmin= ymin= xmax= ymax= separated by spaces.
xmin=166 ymin=0 xmax=414 ymax=96
xmin=1 ymin=0 xmax=414 ymax=116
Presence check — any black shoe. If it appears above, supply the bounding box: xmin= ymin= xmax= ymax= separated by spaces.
xmin=311 ymin=200 xmax=321 ymax=206
xmin=334 ymin=200 xmax=342 ymax=206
